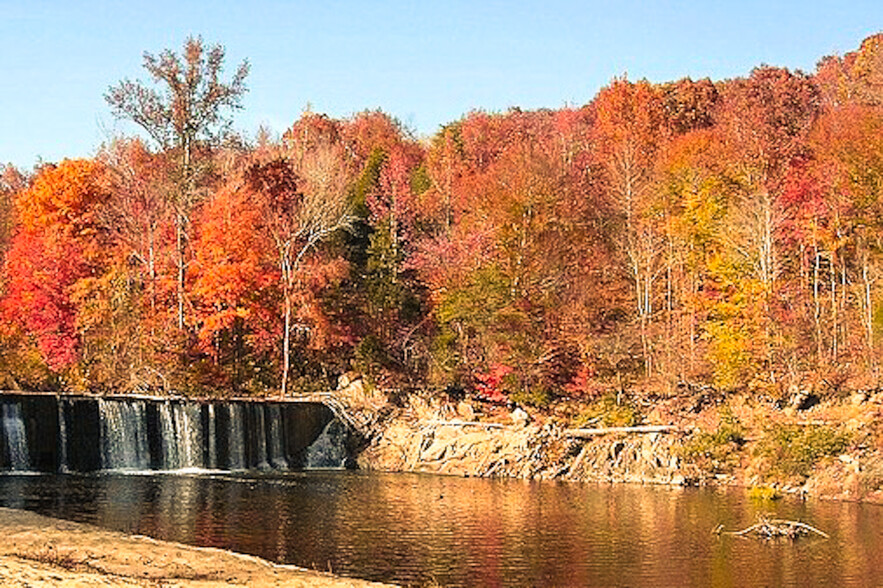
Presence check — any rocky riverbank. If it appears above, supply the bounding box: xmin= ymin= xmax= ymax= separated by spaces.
xmin=0 ymin=384 xmax=878 ymax=586
xmin=357 ymin=411 xmax=715 ymax=486
xmin=342 ymin=378 xmax=883 ymax=504
xmin=0 ymin=507 xmax=392 ymax=587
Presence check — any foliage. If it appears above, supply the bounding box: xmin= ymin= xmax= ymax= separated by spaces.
xmin=473 ymin=362 xmax=512 ymax=403
xmin=7 ymin=34 xmax=883 ymax=406
xmin=244 ymin=134 xmax=354 ymax=395
xmin=1 ymin=160 xmax=108 ymax=373
xmin=755 ymin=424 xmax=851 ymax=479
xmin=575 ymin=392 xmax=643 ymax=428
xmin=679 ymin=407 xmax=745 ymax=472
xmin=747 ymin=485 xmax=782 ymax=501
xmin=509 ymin=386 xmax=554 ymax=408
xmin=105 ymin=35 xmax=250 ymax=332
xmin=105 ymin=35 xmax=249 ymax=154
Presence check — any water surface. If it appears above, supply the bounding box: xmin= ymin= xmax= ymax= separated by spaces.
xmin=0 ymin=472 xmax=879 ymax=587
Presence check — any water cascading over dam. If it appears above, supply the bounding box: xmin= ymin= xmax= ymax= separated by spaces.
xmin=0 ymin=394 xmax=350 ymax=473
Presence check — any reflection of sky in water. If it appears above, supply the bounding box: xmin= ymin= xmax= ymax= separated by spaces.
xmin=0 ymin=472 xmax=879 ymax=587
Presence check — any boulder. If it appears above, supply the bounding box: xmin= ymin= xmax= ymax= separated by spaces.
xmin=457 ymin=401 xmax=476 ymax=420
xmin=510 ymin=407 xmax=530 ymax=428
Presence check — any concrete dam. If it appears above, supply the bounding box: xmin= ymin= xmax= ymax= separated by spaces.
xmin=0 ymin=393 xmax=352 ymax=473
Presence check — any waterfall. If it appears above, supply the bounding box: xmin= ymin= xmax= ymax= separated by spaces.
xmin=99 ymin=399 xmax=149 ymax=470
xmin=177 ymin=402 xmax=204 ymax=469
xmin=206 ymin=404 xmax=217 ymax=470
xmin=2 ymin=402 xmax=30 ymax=471
xmin=158 ymin=401 xmax=179 ymax=469
xmin=226 ymin=403 xmax=246 ymax=471
xmin=254 ymin=405 xmax=269 ymax=470
xmin=267 ymin=404 xmax=288 ymax=469
xmin=0 ymin=395 xmax=343 ymax=473
xmin=57 ymin=399 xmax=69 ymax=473
xmin=158 ymin=401 xmax=204 ymax=470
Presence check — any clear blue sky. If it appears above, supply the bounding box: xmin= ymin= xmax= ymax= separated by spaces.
xmin=1 ymin=0 xmax=881 ymax=169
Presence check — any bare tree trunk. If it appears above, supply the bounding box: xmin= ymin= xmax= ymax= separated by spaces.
xmin=756 ymin=189 xmax=778 ymax=385
xmin=665 ymin=230 xmax=674 ymax=385
xmin=280 ymin=248 xmax=293 ymax=398
xmin=860 ymin=239 xmax=876 ymax=380
xmin=281 ymin=288 xmax=292 ymax=397
xmin=830 ymin=251 xmax=838 ymax=363
xmin=176 ymin=214 xmax=186 ymax=331
xmin=176 ymin=135 xmax=192 ymax=332
xmin=147 ymin=227 xmax=157 ymax=313
xmin=617 ymin=148 xmax=655 ymax=378
xmin=813 ymin=244 xmax=822 ymax=367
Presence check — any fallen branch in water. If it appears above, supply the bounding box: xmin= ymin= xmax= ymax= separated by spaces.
xmin=565 ymin=425 xmax=677 ymax=437
xmin=714 ymin=517 xmax=829 ymax=540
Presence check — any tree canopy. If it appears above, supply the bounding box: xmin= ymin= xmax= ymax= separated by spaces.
xmin=4 ymin=34 xmax=883 ymax=403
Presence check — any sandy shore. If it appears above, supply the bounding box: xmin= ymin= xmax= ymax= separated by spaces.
xmin=0 ymin=507 xmax=393 ymax=587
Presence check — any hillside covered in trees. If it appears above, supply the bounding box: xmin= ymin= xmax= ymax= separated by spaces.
xmin=3 ymin=34 xmax=883 ymax=406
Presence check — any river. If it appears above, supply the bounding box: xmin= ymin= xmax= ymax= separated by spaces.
xmin=0 ymin=471 xmax=879 ymax=587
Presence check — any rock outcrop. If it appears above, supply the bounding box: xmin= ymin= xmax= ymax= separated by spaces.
xmin=346 ymin=384 xmax=883 ymax=502
xmin=357 ymin=411 xmax=706 ymax=486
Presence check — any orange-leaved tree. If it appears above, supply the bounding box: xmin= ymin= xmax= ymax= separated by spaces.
xmin=191 ymin=179 xmax=279 ymax=392
xmin=1 ymin=159 xmax=108 ymax=379
xmin=105 ymin=36 xmax=249 ymax=332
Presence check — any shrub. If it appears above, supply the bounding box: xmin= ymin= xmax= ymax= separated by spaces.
xmin=680 ymin=407 xmax=745 ymax=472
xmin=859 ymin=457 xmax=883 ymax=494
xmin=747 ymin=485 xmax=782 ymax=501
xmin=575 ymin=392 xmax=642 ymax=428
xmin=510 ymin=386 xmax=553 ymax=408
xmin=474 ymin=362 xmax=512 ymax=403
xmin=755 ymin=424 xmax=851 ymax=479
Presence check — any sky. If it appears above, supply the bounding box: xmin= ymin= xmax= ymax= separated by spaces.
xmin=1 ymin=0 xmax=881 ymax=169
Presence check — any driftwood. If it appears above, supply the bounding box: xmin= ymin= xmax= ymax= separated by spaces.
xmin=565 ymin=425 xmax=678 ymax=438
xmin=425 ymin=420 xmax=506 ymax=429
xmin=714 ymin=517 xmax=829 ymax=540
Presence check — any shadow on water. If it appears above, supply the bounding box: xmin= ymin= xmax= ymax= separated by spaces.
xmin=0 ymin=471 xmax=880 ymax=587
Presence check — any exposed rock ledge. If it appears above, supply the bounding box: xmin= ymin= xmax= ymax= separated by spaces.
xmin=358 ymin=415 xmax=700 ymax=487
xmin=0 ymin=507 xmax=392 ymax=587
xmin=346 ymin=383 xmax=883 ymax=503
xmin=352 ymin=387 xmax=712 ymax=487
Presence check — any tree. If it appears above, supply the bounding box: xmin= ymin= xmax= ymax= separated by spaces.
xmin=1 ymin=160 xmax=108 ymax=375
xmin=191 ymin=181 xmax=278 ymax=392
xmin=712 ymin=67 xmax=820 ymax=390
xmin=360 ymin=138 xmax=426 ymax=379
xmin=245 ymin=145 xmax=354 ymax=396
xmin=591 ymin=78 xmax=669 ymax=377
xmin=807 ymin=105 xmax=883 ymax=383
xmin=105 ymin=36 xmax=249 ymax=330
xmin=97 ymin=138 xmax=173 ymax=313
xmin=661 ymin=77 xmax=719 ymax=134
xmin=656 ymin=129 xmax=727 ymax=383
xmin=412 ymin=108 xmax=606 ymax=398
xmin=815 ymin=34 xmax=883 ymax=109
xmin=0 ymin=165 xmax=26 ymax=264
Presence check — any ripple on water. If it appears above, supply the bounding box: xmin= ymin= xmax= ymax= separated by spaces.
xmin=0 ymin=472 xmax=879 ymax=587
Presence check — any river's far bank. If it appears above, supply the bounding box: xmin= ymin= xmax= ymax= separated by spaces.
xmin=340 ymin=377 xmax=883 ymax=504
xmin=0 ymin=506 xmax=394 ymax=587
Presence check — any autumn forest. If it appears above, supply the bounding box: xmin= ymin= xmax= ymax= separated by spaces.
xmin=2 ymin=34 xmax=883 ymax=405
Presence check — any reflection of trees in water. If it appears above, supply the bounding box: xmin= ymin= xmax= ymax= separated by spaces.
xmin=0 ymin=474 xmax=879 ymax=586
